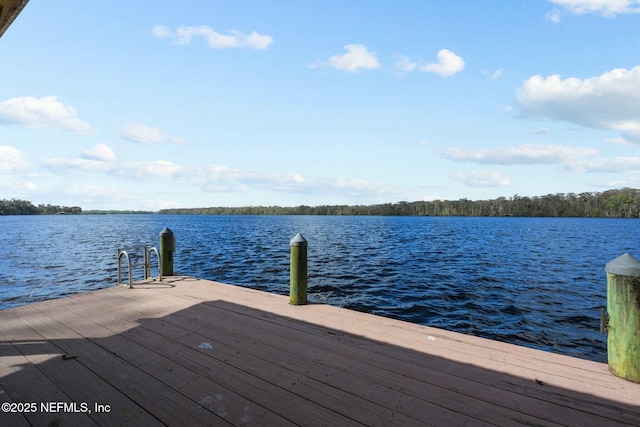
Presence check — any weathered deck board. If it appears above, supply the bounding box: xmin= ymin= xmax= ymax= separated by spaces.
xmin=1 ymin=276 xmax=639 ymax=426
xmin=10 ymin=304 xmax=230 ymax=426
xmin=123 ymin=287 xmax=637 ymax=426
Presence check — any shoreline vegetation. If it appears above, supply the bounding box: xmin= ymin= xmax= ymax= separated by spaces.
xmin=3 ymin=188 xmax=640 ymax=217
xmin=0 ymin=200 xmax=153 ymax=215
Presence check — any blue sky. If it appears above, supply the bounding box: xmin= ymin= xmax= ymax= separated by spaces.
xmin=2 ymin=0 xmax=640 ymax=210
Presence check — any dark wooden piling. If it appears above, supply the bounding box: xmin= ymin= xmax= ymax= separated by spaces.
xmin=289 ymin=233 xmax=308 ymax=305
xmin=159 ymin=227 xmax=175 ymax=276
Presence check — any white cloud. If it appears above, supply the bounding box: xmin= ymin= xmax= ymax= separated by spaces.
xmin=442 ymin=143 xmax=598 ymax=165
xmin=241 ymin=31 xmax=274 ymax=50
xmin=112 ymin=160 xmax=187 ymax=179
xmin=546 ymin=8 xmax=563 ymax=22
xmin=42 ymin=152 xmax=304 ymax=191
xmin=550 ymin=0 xmax=640 ymax=16
xmin=451 ymin=170 xmax=511 ymax=187
xmin=82 ymin=144 xmax=116 ymax=161
xmin=0 ymin=177 xmax=37 ymax=194
xmin=516 ymin=66 xmax=640 ymax=142
xmin=604 ymin=137 xmax=632 ymax=145
xmin=42 ymin=155 xmax=186 ymax=179
xmin=121 ymin=122 xmax=184 ymax=144
xmin=12 ymin=180 xmax=38 ymax=191
xmin=0 ymin=147 xmax=37 ymax=196
xmin=122 ymin=122 xmax=165 ymax=143
xmin=197 ymin=165 xmax=305 ymax=192
xmin=394 ymin=55 xmax=418 ymax=73
xmin=329 ymin=177 xmax=403 ymax=195
xmin=37 ymin=146 xmax=409 ymax=204
xmin=308 ymin=59 xmax=324 ymax=70
xmin=150 ymin=25 xmax=172 ymax=38
xmin=66 ymin=183 xmax=148 ymax=207
xmin=0 ymin=96 xmax=91 ymax=134
xmin=195 ymin=165 xmax=407 ymax=200
xmin=567 ymin=156 xmax=640 ymax=172
xmin=0 ymin=146 xmax=29 ymax=174
xmin=481 ymin=69 xmax=504 ymax=79
xmin=42 ymin=158 xmax=112 ymax=174
xmin=420 ymin=49 xmax=465 ymax=77
xmin=151 ymin=25 xmax=273 ymax=49
xmin=328 ymin=44 xmax=380 ymax=73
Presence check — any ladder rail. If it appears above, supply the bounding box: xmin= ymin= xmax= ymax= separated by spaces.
xmin=117 ymin=250 xmax=133 ymax=288
xmin=146 ymin=247 xmax=162 ymax=281
xmin=117 ymin=245 xmax=163 ymax=288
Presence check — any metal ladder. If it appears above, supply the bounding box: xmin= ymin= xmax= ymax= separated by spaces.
xmin=117 ymin=245 xmax=162 ymax=288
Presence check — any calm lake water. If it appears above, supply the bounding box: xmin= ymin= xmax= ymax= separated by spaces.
xmin=1 ymin=214 xmax=638 ymax=362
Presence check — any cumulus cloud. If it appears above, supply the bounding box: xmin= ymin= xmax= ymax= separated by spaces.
xmin=328 ymin=44 xmax=380 ymax=73
xmin=420 ymin=49 xmax=465 ymax=77
xmin=550 ymin=0 xmax=640 ymax=16
xmin=451 ymin=170 xmax=511 ymax=187
xmin=151 ymin=25 xmax=273 ymax=49
xmin=82 ymin=144 xmax=116 ymax=161
xmin=442 ymin=143 xmax=597 ymax=165
xmin=0 ymin=96 xmax=91 ymax=134
xmin=516 ymin=66 xmax=640 ymax=142
xmin=121 ymin=122 xmax=184 ymax=144
xmin=0 ymin=146 xmax=29 ymax=174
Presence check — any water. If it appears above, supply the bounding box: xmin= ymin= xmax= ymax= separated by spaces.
xmin=1 ymin=214 xmax=638 ymax=362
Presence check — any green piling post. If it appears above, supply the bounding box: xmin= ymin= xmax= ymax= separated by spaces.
xmin=160 ymin=227 xmax=175 ymax=276
xmin=605 ymin=253 xmax=640 ymax=383
xmin=290 ymin=233 xmax=308 ymax=305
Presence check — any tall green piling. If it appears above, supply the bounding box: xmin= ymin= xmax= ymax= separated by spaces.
xmin=605 ymin=253 xmax=640 ymax=383
xmin=160 ymin=227 xmax=175 ymax=276
xmin=290 ymin=233 xmax=308 ymax=305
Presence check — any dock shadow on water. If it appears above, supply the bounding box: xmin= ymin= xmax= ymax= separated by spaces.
xmin=1 ymin=280 xmax=639 ymax=426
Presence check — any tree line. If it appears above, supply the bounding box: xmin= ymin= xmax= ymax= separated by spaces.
xmin=5 ymin=188 xmax=640 ymax=217
xmin=159 ymin=188 xmax=640 ymax=218
xmin=0 ymin=199 xmax=82 ymax=215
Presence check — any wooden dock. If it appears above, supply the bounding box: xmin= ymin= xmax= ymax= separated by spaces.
xmin=1 ymin=276 xmax=639 ymax=426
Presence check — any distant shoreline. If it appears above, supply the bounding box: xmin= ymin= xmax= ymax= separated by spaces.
xmin=159 ymin=188 xmax=640 ymax=218
xmin=3 ymin=188 xmax=640 ymax=218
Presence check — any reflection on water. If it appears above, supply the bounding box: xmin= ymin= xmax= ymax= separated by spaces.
xmin=1 ymin=214 xmax=639 ymax=362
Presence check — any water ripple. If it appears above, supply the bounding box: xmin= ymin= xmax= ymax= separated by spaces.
xmin=1 ymin=215 xmax=638 ymax=363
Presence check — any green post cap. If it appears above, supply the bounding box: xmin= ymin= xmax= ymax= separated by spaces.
xmin=160 ymin=227 xmax=173 ymax=236
xmin=605 ymin=253 xmax=640 ymax=277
